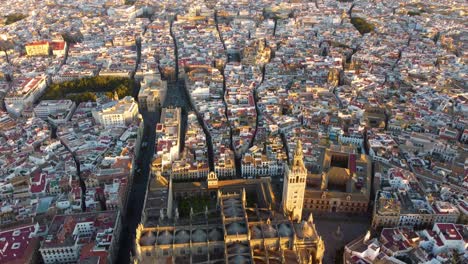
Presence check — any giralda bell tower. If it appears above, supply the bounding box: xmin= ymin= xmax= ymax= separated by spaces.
xmin=282 ymin=140 xmax=307 ymax=221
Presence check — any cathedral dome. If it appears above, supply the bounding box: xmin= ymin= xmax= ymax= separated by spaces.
xmin=175 ymin=229 xmax=190 ymax=244
xmin=157 ymin=230 xmax=173 ymax=245
xmin=192 ymin=229 xmax=207 ymax=242
xmin=139 ymin=231 xmax=156 ymax=246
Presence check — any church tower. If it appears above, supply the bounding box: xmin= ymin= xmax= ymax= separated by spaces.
xmin=282 ymin=140 xmax=307 ymax=221
xmin=207 ymin=171 xmax=218 ymax=189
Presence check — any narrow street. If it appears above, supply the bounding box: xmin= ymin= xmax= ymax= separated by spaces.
xmin=116 ymin=108 xmax=159 ymax=264
xmin=57 ymin=136 xmax=86 ymax=212
xmin=117 ymin=17 xmax=196 ymax=261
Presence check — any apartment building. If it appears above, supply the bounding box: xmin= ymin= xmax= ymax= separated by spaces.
xmin=34 ymin=100 xmax=76 ymax=120
xmin=92 ymin=96 xmax=139 ymax=128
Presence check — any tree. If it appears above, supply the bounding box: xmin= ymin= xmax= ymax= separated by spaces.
xmin=66 ymin=92 xmax=96 ymax=104
xmin=41 ymin=76 xmax=135 ymax=103
xmin=451 ymin=250 xmax=461 ymax=264
xmin=407 ymin=11 xmax=421 ymax=16
xmin=0 ymin=38 xmax=14 ymax=63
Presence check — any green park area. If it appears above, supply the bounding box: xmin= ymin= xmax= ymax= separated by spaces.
xmin=42 ymin=76 xmax=136 ymax=104
xmin=408 ymin=10 xmax=425 ymax=16
xmin=331 ymin=41 xmax=350 ymax=49
xmin=351 ymin=17 xmax=375 ymax=35
xmin=4 ymin=13 xmax=27 ymax=25
xmin=124 ymin=0 xmax=136 ymax=5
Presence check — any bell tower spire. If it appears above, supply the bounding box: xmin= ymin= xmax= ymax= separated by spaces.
xmin=292 ymin=140 xmax=306 ymax=172
xmin=282 ymin=139 xmax=308 ymax=221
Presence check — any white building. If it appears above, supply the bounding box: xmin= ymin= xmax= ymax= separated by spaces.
xmin=282 ymin=140 xmax=307 ymax=221
xmin=241 ymin=161 xmax=284 ymax=178
xmin=432 ymin=201 xmax=460 ymax=224
xmin=398 ymin=198 xmax=435 ymax=228
xmin=155 ymin=107 xmax=182 ymax=172
xmin=403 ymin=132 xmax=437 ymax=155
xmin=214 ymin=165 xmax=236 ymax=179
xmin=460 ymin=129 xmax=468 ymax=143
xmin=339 ymin=134 xmax=364 ymax=147
xmin=387 ymin=168 xmax=413 ymax=191
xmin=5 ymin=76 xmax=48 ymax=117
xmin=39 ymin=211 xmax=120 ymax=264
xmin=432 ymin=142 xmax=458 ymax=162
xmin=241 ymin=151 xmax=284 ymax=178
xmin=429 ymin=223 xmax=466 ymax=255
xmin=92 ymin=96 xmax=139 ymax=128
xmin=34 ymin=100 xmax=76 ymax=120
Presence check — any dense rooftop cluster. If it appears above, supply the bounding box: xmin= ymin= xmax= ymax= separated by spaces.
xmin=139 ymin=19 xmax=175 ymax=79
xmin=0 ymin=115 xmax=78 ymax=224
xmin=0 ymin=2 xmax=144 ymax=263
xmin=345 ymin=222 xmax=466 ymax=264
xmin=1 ymin=96 xmax=139 ymax=263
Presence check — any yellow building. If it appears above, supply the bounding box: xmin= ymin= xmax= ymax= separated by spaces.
xmin=304 ymin=145 xmax=372 ymax=214
xmin=371 ymin=191 xmax=401 ymax=229
xmin=25 ymin=41 xmax=50 ymax=56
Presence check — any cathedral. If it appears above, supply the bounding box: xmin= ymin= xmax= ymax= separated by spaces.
xmin=133 ymin=140 xmax=325 ymax=263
